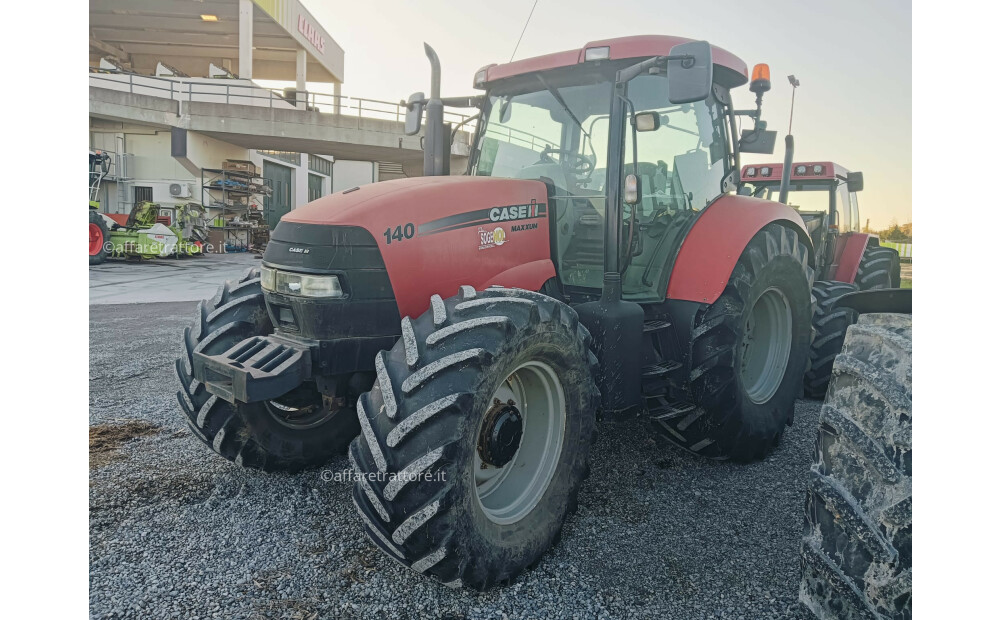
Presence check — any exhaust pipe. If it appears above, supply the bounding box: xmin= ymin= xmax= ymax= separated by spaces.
xmin=778 ymin=134 xmax=793 ymax=204
xmin=423 ymin=44 xmax=449 ymax=176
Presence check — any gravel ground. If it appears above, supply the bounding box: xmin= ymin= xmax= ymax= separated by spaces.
xmin=90 ymin=301 xmax=818 ymax=620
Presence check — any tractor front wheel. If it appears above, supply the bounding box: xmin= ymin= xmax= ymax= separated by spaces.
xmin=175 ymin=268 xmax=359 ymax=471
xmin=654 ymin=223 xmax=814 ymax=461
xmin=350 ymin=286 xmax=598 ymax=590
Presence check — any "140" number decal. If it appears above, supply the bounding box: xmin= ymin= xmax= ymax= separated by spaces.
xmin=383 ymin=223 xmax=415 ymax=245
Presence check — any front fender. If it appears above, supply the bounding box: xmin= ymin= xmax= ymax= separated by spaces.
xmin=666 ymin=195 xmax=813 ymax=304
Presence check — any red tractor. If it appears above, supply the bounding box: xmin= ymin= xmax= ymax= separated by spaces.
xmin=741 ymin=161 xmax=901 ymax=396
xmin=177 ymin=35 xmax=850 ymax=589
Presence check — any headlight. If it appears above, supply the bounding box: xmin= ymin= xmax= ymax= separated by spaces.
xmin=261 ymin=266 xmax=344 ymax=298
xmin=260 ymin=265 xmax=276 ymax=291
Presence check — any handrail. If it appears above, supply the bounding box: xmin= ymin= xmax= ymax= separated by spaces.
xmin=89 ymin=70 xmax=475 ymax=137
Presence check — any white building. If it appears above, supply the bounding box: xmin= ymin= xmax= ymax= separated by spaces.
xmin=89 ymin=0 xmax=468 ymax=229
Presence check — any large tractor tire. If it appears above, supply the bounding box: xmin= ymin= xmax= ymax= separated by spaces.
xmin=350 ymin=286 xmax=598 ymax=590
xmin=175 ymin=268 xmax=359 ymax=472
xmin=89 ymin=210 xmax=109 ymax=265
xmin=800 ymin=313 xmax=912 ymax=619
xmin=803 ymin=280 xmax=859 ymax=399
xmin=855 ymin=244 xmax=901 ymax=290
xmin=654 ymin=223 xmax=814 ymax=461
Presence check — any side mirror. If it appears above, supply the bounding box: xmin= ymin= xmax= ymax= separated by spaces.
xmin=667 ymin=40 xmax=713 ymax=104
xmin=632 ymin=112 xmax=660 ymax=132
xmin=624 ymin=174 xmax=641 ymax=205
xmin=739 ymin=128 xmax=777 ymax=154
xmin=404 ymin=91 xmax=425 ymax=136
xmin=847 ymin=171 xmax=864 ymax=192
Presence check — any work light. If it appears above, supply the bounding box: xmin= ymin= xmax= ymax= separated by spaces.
xmin=584 ymin=46 xmax=610 ymax=61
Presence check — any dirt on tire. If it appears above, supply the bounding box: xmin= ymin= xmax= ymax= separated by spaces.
xmin=799 ymin=313 xmax=912 ymax=619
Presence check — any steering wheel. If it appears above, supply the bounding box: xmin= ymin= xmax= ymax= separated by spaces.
xmin=538 ymin=146 xmax=594 ymax=176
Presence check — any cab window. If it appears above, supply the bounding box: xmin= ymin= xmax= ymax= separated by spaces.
xmin=836 ymin=183 xmax=852 ymax=232
xmin=619 ymin=74 xmax=730 ymax=300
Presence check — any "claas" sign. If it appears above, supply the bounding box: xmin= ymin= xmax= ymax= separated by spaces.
xmin=297 ymin=15 xmax=325 ymax=53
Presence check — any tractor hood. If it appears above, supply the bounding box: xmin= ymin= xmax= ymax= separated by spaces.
xmin=272 ymin=176 xmax=556 ymax=318
xmin=282 ymin=176 xmax=546 ymax=227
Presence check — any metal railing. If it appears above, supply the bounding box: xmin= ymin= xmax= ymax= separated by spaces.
xmin=89 ymin=70 xmax=475 ymax=134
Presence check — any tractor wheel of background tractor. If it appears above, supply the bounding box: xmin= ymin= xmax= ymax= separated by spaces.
xmin=800 ymin=313 xmax=912 ymax=619
xmin=855 ymin=244 xmax=900 ymax=290
xmin=654 ymin=223 xmax=813 ymax=461
xmin=350 ymin=286 xmax=598 ymax=590
xmin=803 ymin=280 xmax=859 ymax=399
xmin=89 ymin=210 xmax=109 ymax=265
xmin=175 ymin=268 xmax=359 ymax=472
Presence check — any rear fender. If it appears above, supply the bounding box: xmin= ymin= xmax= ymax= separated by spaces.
xmin=829 ymin=233 xmax=880 ymax=282
xmin=666 ymin=195 xmax=813 ymax=304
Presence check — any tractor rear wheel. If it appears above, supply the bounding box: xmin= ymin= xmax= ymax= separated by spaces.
xmin=89 ymin=210 xmax=109 ymax=265
xmin=803 ymin=281 xmax=859 ymax=399
xmin=175 ymin=268 xmax=359 ymax=471
xmin=654 ymin=224 xmax=813 ymax=461
xmin=799 ymin=313 xmax=912 ymax=619
xmin=350 ymin=286 xmax=598 ymax=590
xmin=855 ymin=244 xmax=900 ymax=290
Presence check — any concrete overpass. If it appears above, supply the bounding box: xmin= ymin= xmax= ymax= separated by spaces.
xmin=89 ymin=78 xmax=473 ymax=176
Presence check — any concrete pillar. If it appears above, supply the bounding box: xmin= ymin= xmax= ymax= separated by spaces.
xmin=333 ymin=81 xmax=342 ymax=115
xmin=239 ymin=0 xmax=253 ymax=79
xmin=295 ymin=47 xmax=307 ymax=109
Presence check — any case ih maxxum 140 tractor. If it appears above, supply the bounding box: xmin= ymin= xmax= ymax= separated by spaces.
xmin=175 ymin=34 xmax=906 ymax=605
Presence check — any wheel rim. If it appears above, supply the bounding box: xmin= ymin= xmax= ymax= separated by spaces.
xmin=740 ymin=287 xmax=793 ymax=404
xmin=89 ymin=222 xmax=103 ymax=255
xmin=474 ymin=360 xmax=566 ymax=525
xmin=264 ymin=386 xmax=337 ymax=429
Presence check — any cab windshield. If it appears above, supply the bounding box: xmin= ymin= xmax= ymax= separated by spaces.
xmin=473 ymin=79 xmax=613 ymax=197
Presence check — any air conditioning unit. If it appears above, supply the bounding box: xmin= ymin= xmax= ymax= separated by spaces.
xmin=144 ymin=181 xmax=192 ymax=203
xmin=169 ymin=182 xmax=192 ymax=198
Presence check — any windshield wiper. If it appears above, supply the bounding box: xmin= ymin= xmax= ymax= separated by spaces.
xmin=536 ymin=74 xmax=597 ymax=168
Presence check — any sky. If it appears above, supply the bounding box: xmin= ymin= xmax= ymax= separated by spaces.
xmin=301 ymin=0 xmax=911 ymax=229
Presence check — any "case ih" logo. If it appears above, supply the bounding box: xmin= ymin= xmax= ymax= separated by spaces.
xmin=489 ymin=203 xmax=540 ymax=222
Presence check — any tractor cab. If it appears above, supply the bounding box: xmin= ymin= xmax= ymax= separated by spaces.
xmin=470 ymin=57 xmax=733 ymax=299
xmin=463 ymin=38 xmax=756 ymax=302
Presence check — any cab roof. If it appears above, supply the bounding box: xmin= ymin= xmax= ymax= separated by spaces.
xmin=740 ymin=161 xmax=849 ymax=184
xmin=479 ymin=35 xmax=749 ymax=89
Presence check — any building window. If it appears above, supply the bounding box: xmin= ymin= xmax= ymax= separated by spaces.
xmin=134 ymin=186 xmax=153 ymax=204
xmin=308 ymin=173 xmax=324 ymax=202
xmin=308 ymin=155 xmax=334 ymax=177
xmin=256 ymin=150 xmax=300 ymax=166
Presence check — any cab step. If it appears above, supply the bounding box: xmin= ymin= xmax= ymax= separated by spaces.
xmin=643 ymin=319 xmax=672 ymax=333
xmin=646 ymin=395 xmax=696 ymax=421
xmin=642 ymin=360 xmax=682 ymax=378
